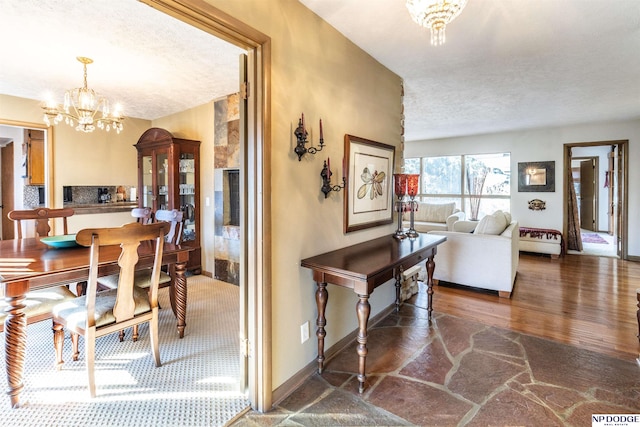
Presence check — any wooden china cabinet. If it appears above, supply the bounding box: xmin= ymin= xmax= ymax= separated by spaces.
xmin=135 ymin=128 xmax=201 ymax=273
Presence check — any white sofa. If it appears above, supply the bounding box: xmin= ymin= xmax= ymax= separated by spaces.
xmin=402 ymin=201 xmax=465 ymax=232
xmin=427 ymin=211 xmax=519 ymax=298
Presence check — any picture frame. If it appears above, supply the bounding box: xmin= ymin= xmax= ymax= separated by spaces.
xmin=518 ymin=161 xmax=555 ymax=192
xmin=343 ymin=134 xmax=395 ymax=233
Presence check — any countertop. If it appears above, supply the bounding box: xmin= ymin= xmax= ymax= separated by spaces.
xmin=63 ymin=202 xmax=137 ymax=215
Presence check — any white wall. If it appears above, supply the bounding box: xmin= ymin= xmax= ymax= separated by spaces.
xmin=405 ymin=118 xmax=640 ymax=256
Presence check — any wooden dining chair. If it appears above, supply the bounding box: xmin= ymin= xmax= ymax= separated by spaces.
xmin=154 ymin=209 xmax=184 ymax=245
xmin=8 ymin=207 xmax=75 ymax=239
xmin=96 ymin=209 xmax=184 ymax=341
xmin=131 ymin=207 xmax=153 ymax=224
xmin=3 ymin=207 xmax=77 ymax=368
xmin=52 ymin=221 xmax=170 ymax=397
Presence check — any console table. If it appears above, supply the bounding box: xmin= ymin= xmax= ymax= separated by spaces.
xmin=301 ymin=233 xmax=447 ymax=393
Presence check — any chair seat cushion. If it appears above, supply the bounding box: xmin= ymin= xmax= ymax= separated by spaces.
xmin=53 ymin=286 xmax=151 ymax=330
xmin=97 ymin=269 xmax=171 ymax=290
xmin=0 ymin=286 xmax=76 ymax=322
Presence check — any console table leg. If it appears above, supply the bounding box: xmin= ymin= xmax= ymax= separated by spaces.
xmin=394 ymin=266 xmax=402 ymax=312
xmin=356 ymin=294 xmax=370 ymax=393
xmin=315 ymin=282 xmax=328 ymax=373
xmin=426 ymin=254 xmax=435 ymax=320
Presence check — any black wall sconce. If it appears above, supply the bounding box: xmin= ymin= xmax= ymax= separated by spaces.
xmin=320 ymin=157 xmax=345 ymax=198
xmin=294 ymin=113 xmax=324 ymax=161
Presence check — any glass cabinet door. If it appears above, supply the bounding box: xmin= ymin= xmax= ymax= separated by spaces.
xmin=156 ymin=151 xmax=169 ymax=210
xmin=179 ymin=153 xmax=196 ymax=242
xmin=135 ymin=129 xmax=201 ymax=273
xmin=141 ymin=155 xmax=153 ymax=208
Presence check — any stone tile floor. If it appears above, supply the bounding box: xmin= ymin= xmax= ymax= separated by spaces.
xmin=230 ymin=289 xmax=640 ymax=426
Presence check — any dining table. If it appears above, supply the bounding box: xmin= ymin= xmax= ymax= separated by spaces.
xmin=0 ymin=236 xmax=193 ymax=408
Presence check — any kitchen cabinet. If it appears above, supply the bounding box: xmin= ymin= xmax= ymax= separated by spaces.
xmin=135 ymin=128 xmax=201 ymax=273
xmin=25 ymin=129 xmax=44 ymax=185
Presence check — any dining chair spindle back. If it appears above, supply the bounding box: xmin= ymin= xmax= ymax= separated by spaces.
xmin=131 ymin=207 xmax=153 ymax=224
xmin=52 ymin=221 xmax=170 ymax=397
xmin=2 ymin=208 xmax=78 ymax=368
xmin=8 ymin=207 xmax=75 ymax=239
xmin=96 ymin=209 xmax=184 ymax=341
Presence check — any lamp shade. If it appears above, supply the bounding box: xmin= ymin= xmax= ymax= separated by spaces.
xmin=393 ymin=173 xmax=408 ymax=197
xmin=407 ymin=174 xmax=420 ymax=197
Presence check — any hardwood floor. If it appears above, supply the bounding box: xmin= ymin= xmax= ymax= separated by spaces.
xmin=433 ymin=252 xmax=640 ymax=360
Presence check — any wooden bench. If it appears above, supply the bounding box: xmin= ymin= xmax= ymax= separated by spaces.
xmin=519 ymin=227 xmax=564 ymax=259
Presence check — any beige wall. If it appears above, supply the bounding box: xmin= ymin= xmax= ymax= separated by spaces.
xmin=0 ymin=93 xmax=151 ymax=234
xmin=0 ymin=94 xmax=149 ymax=206
xmin=0 ymin=0 xmax=404 ymax=394
xmin=208 ymin=1 xmax=403 ymax=389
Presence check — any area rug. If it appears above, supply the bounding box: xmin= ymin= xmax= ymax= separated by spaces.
xmin=0 ymin=275 xmax=249 ymax=427
xmin=581 ymin=233 xmax=608 ymax=244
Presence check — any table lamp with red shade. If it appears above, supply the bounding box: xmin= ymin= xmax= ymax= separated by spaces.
xmin=393 ymin=173 xmax=408 ymax=239
xmin=406 ymin=174 xmax=420 ymax=238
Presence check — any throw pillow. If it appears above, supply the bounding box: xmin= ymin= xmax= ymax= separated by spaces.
xmin=415 ymin=202 xmax=455 ymax=223
xmin=473 ymin=210 xmax=508 ymax=235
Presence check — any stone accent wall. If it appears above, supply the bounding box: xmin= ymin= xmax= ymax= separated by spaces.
xmin=213 ymin=94 xmax=241 ymax=286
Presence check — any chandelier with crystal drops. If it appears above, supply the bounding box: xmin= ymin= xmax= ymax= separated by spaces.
xmin=42 ymin=57 xmax=124 ymax=134
xmin=406 ymin=0 xmax=468 ymax=46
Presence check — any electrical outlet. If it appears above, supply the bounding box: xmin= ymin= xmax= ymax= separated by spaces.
xmin=300 ymin=321 xmax=310 ymax=343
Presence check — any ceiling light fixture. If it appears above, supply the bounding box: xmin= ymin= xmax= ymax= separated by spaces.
xmin=406 ymin=0 xmax=468 ymax=46
xmin=42 ymin=57 xmax=124 ymax=134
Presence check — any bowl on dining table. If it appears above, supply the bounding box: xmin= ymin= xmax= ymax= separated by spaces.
xmin=40 ymin=234 xmax=79 ymax=248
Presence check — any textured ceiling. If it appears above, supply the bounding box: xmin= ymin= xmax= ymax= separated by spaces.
xmin=1 ymin=1 xmax=639 ymax=142
xmin=300 ymin=0 xmax=640 ymax=141
xmin=0 ymin=0 xmax=244 ymax=121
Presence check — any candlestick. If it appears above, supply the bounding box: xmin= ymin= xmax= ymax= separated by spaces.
xmin=320 ymin=158 xmax=345 ymax=198
xmin=293 ymin=113 xmax=325 ymax=161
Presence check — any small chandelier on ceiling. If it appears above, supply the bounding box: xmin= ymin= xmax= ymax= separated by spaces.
xmin=406 ymin=0 xmax=468 ymax=46
xmin=42 ymin=56 xmax=124 ymax=134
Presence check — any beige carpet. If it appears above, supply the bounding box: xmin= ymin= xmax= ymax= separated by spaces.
xmin=0 ymin=275 xmax=249 ymax=426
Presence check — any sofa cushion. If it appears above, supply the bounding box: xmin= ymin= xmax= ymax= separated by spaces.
xmin=413 ymin=202 xmax=456 ymax=223
xmin=474 ymin=210 xmax=509 ymax=235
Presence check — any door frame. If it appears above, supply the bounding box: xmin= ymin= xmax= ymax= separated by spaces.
xmin=571 ymin=156 xmax=598 ymax=232
xmin=563 ymin=140 xmax=628 ymax=259
xmin=0 ymin=120 xmax=52 ymax=216
xmin=140 ymin=0 xmax=273 ymax=411
xmin=1 ymin=141 xmax=15 ymax=239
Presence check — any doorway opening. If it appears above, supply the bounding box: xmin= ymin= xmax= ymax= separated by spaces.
xmin=141 ymin=0 xmax=272 ymax=412
xmin=0 ymin=124 xmax=50 ymax=240
xmin=564 ymin=141 xmax=628 ymax=259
